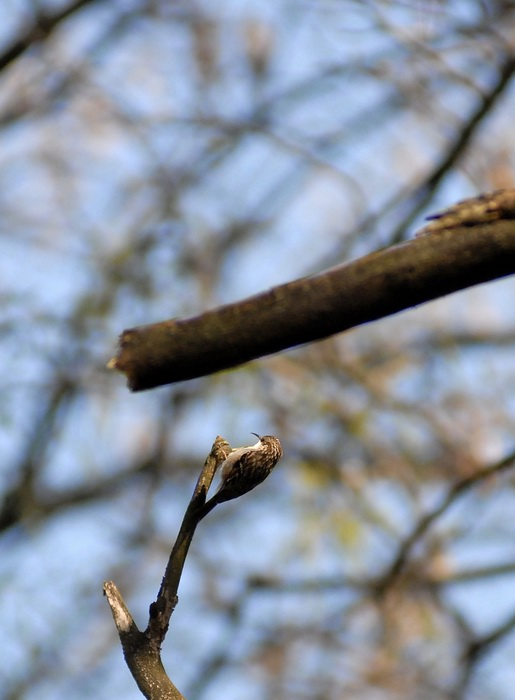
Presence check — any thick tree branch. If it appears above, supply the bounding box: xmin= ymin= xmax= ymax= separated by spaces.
xmin=109 ymin=216 xmax=515 ymax=391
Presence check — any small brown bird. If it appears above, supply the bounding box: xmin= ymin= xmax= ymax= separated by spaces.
xmin=417 ymin=189 xmax=515 ymax=236
xmin=197 ymin=434 xmax=283 ymax=521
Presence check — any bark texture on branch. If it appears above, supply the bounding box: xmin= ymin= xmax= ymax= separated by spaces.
xmin=108 ymin=218 xmax=515 ymax=391
xmin=103 ymin=581 xmax=185 ymax=700
xmin=104 ymin=437 xmax=230 ymax=700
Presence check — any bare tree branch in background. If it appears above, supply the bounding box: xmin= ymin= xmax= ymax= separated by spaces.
xmin=0 ymin=0 xmax=98 ymax=72
xmin=389 ymin=53 xmax=515 ymax=242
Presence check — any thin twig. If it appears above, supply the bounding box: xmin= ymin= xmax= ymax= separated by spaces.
xmin=104 ymin=436 xmax=230 ymax=699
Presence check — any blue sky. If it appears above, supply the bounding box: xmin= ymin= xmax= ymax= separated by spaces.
xmin=3 ymin=1 xmax=515 ymax=699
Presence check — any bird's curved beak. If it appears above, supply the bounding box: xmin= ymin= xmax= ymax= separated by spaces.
xmin=251 ymin=432 xmax=262 ymax=441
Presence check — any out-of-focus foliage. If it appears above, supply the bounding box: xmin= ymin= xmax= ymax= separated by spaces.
xmin=2 ymin=1 xmax=515 ymax=699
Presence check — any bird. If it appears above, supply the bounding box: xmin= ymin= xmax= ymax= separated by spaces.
xmin=416 ymin=189 xmax=515 ymax=237
xmin=196 ymin=434 xmax=283 ymax=521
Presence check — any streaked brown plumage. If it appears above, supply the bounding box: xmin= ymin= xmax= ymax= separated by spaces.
xmin=197 ymin=434 xmax=283 ymax=520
